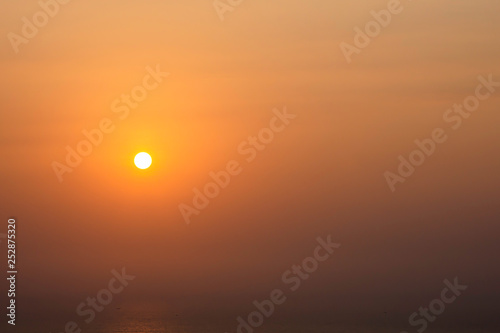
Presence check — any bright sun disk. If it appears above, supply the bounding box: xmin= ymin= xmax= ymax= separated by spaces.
xmin=134 ymin=152 xmax=152 ymax=169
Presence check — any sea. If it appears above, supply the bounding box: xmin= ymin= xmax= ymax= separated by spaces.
xmin=5 ymin=303 xmax=497 ymax=333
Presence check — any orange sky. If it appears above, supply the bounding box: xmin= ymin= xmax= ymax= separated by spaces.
xmin=1 ymin=0 xmax=500 ymax=329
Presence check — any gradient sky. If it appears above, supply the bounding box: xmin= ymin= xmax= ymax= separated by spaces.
xmin=1 ymin=0 xmax=500 ymax=331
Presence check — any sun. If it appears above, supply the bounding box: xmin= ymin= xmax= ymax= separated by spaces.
xmin=134 ymin=152 xmax=152 ymax=169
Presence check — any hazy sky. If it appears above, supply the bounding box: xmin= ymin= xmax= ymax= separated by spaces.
xmin=1 ymin=0 xmax=500 ymax=331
